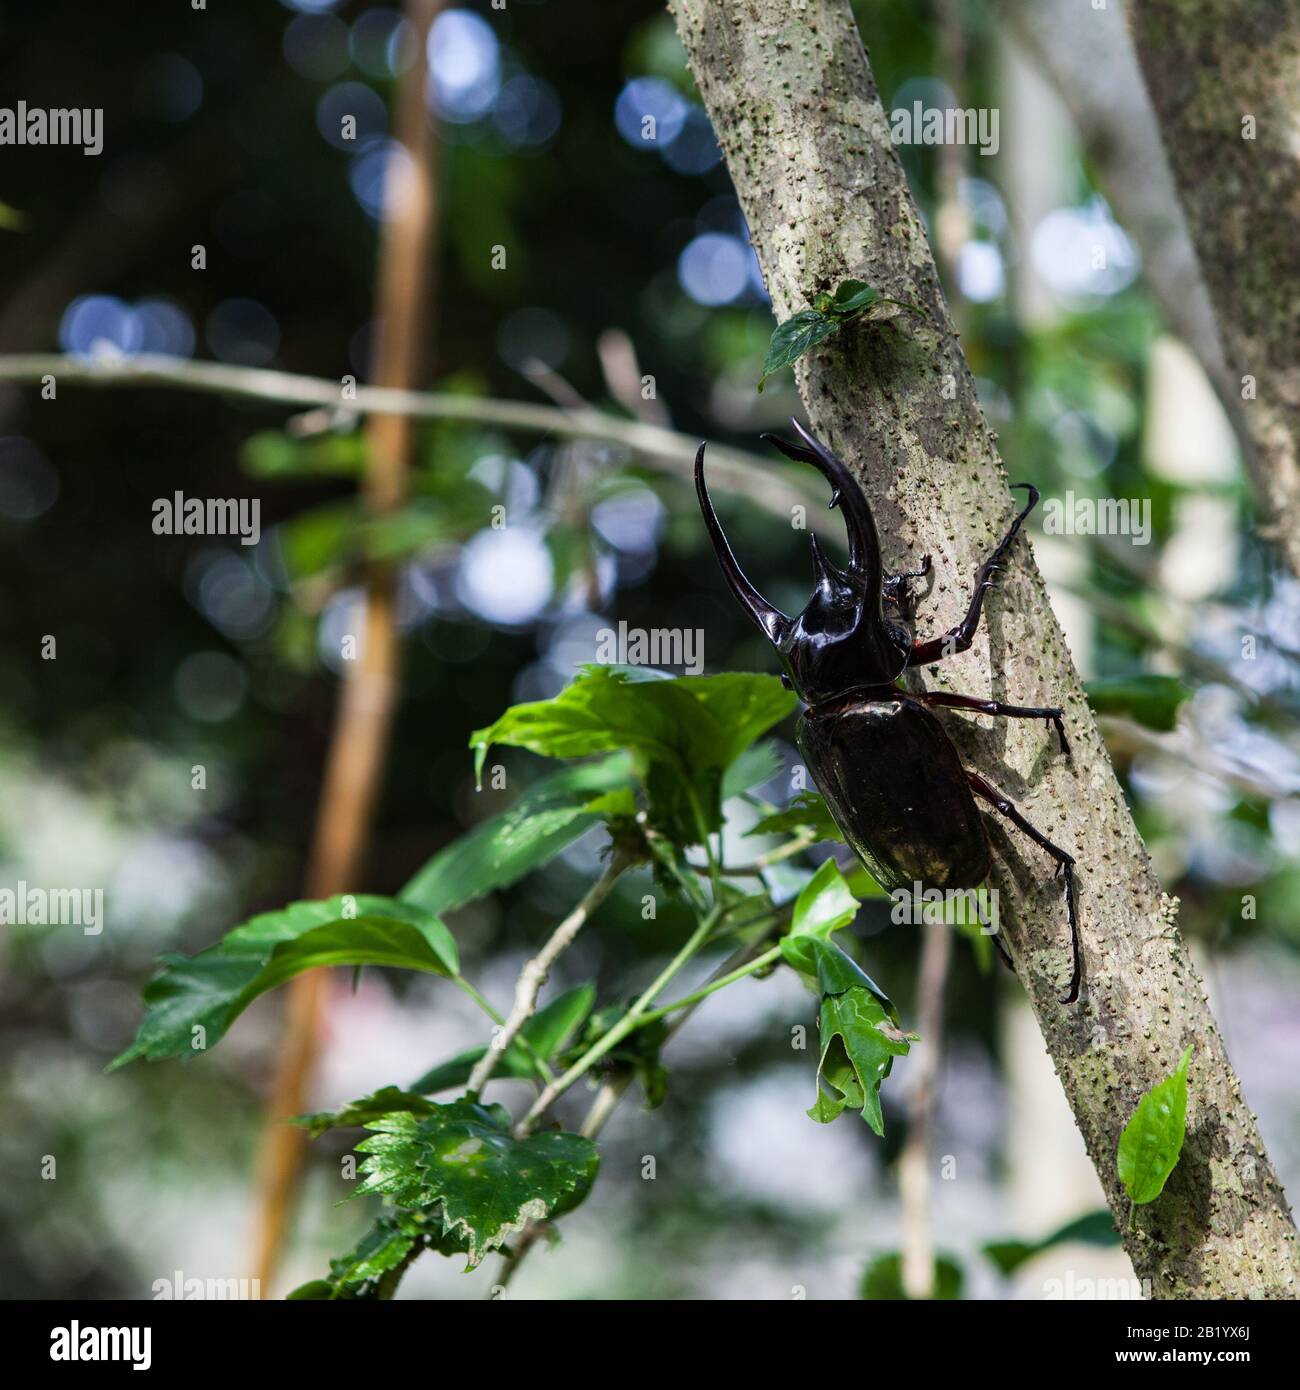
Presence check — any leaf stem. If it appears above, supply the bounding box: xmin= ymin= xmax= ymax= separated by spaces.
xmin=515 ymin=906 xmax=720 ymax=1135
xmin=633 ymin=944 xmax=783 ymax=1026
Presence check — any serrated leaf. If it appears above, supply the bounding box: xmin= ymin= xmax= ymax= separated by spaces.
xmin=111 ymin=896 xmax=458 ymax=1069
xmin=757 ymin=309 xmax=839 ymax=391
xmin=401 ymin=755 xmax=634 ymax=915
xmin=409 ymin=983 xmax=596 ymax=1094
xmin=288 ymin=1210 xmax=462 ymax=1300
xmin=470 ymin=667 xmax=794 ymax=846
xmin=982 ymin=1209 xmax=1120 ymax=1276
xmin=779 ymin=860 xmax=861 ymax=976
xmin=1086 ymin=675 xmax=1190 ymax=732
xmin=294 ymin=1086 xmax=436 ymax=1139
xmin=354 ymin=1101 xmax=600 ymax=1266
xmin=746 ymin=791 xmax=841 ymax=842
xmin=1118 ymin=1045 xmax=1193 ymax=1205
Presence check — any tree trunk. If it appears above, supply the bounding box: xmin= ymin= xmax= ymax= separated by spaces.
xmin=668 ymin=0 xmax=1297 ymax=1298
xmin=1128 ymin=0 xmax=1300 ymax=575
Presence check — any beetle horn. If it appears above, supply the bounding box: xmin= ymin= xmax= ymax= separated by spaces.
xmin=695 ymin=443 xmax=790 ymax=644
xmin=762 ymin=422 xmax=884 ymax=595
xmin=808 ymin=532 xmax=843 ymax=591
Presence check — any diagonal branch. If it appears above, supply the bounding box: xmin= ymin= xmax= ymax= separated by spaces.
xmin=466 ymin=851 xmax=630 ymax=1099
xmin=669 ymin=0 xmax=1297 ymax=1298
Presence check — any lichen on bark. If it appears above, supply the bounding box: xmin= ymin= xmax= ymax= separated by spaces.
xmin=669 ymin=0 xmax=1297 ymax=1297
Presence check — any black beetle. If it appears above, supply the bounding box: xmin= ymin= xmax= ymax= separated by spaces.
xmin=696 ymin=420 xmax=1081 ymax=1003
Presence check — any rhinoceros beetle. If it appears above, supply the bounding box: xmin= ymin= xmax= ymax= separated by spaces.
xmin=696 ymin=420 xmax=1081 ymax=1003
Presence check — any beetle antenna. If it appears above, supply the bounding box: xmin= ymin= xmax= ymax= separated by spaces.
xmin=694 ymin=443 xmax=790 ymax=644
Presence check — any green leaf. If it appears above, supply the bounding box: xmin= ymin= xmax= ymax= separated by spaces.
xmin=409 ymin=983 xmax=596 ymax=1093
xmin=1086 ymin=675 xmax=1190 ymax=732
xmin=401 ymin=754 xmax=634 ymax=914
xmin=982 ymin=1209 xmax=1120 ymax=1277
xmin=584 ymin=788 xmax=639 ymax=821
xmin=802 ymin=940 xmax=907 ymax=1136
xmin=569 ymin=1003 xmax=669 ymax=1109
xmin=288 ymin=1210 xmax=461 ymax=1300
xmin=758 ymin=279 xmax=917 ymax=390
xmin=757 ymin=310 xmax=840 ymax=391
xmin=242 ymin=430 xmax=366 ymax=481
xmin=746 ymin=791 xmax=841 ymax=842
xmin=354 ymin=1101 xmax=600 ymax=1266
xmin=779 ymin=860 xmax=861 ymax=976
xmin=825 ymin=279 xmax=882 ymax=317
xmin=294 ymin=1086 xmax=437 ymax=1139
xmin=521 ymin=982 xmax=598 ymax=1060
xmin=110 ymin=896 xmax=458 ymax=1069
xmin=861 ymin=1251 xmax=963 ymax=1300
xmin=722 ymin=739 xmax=783 ymax=800
xmin=1118 ymin=1045 xmax=1193 ymax=1205
xmin=469 ymin=667 xmax=794 ymax=846
xmin=810 ymin=986 xmax=912 ymax=1135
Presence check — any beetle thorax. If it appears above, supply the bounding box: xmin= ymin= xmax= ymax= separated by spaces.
xmin=779 ymin=538 xmax=910 ymax=705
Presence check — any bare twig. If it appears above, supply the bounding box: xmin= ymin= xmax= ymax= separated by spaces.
xmin=494 ymin=928 xmax=783 ymax=1295
xmin=0 ymin=352 xmax=803 ymax=520
xmin=466 ymin=853 xmax=630 ymax=1099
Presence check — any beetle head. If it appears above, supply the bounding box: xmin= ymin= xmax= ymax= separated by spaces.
xmin=696 ymin=420 xmax=910 ymax=705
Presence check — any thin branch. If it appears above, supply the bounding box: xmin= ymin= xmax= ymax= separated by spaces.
xmin=466 ymin=852 xmax=630 ymax=1099
xmin=515 ymin=910 xmax=718 ymax=1137
xmin=494 ymin=924 xmax=785 ymax=1294
xmin=0 ymin=351 xmax=805 ymax=520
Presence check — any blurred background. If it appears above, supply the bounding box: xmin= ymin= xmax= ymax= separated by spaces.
xmin=0 ymin=0 xmax=1296 ymax=1300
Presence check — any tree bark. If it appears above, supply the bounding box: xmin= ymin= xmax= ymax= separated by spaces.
xmin=1128 ymin=0 xmax=1300 ymax=575
xmin=669 ymin=0 xmax=1297 ymax=1298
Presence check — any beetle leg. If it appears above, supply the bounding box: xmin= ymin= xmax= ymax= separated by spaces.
xmin=913 ymin=689 xmax=1070 ymax=757
xmin=910 ymin=485 xmax=1038 ymax=665
xmin=883 ymin=554 xmax=932 ymax=616
xmin=965 ymin=770 xmax=1081 ymax=1004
